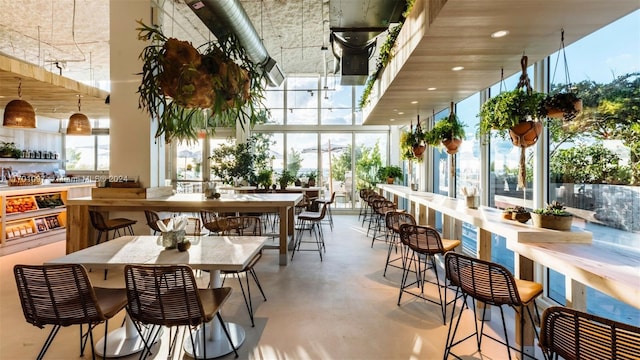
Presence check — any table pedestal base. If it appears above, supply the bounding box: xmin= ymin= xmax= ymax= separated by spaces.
xmin=95 ymin=324 xmax=162 ymax=358
xmin=183 ymin=322 xmax=245 ymax=359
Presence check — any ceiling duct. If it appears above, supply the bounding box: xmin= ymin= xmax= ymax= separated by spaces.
xmin=328 ymin=0 xmax=407 ymax=85
xmin=185 ymin=0 xmax=285 ymax=87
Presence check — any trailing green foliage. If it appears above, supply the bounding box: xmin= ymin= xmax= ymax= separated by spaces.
xmin=425 ymin=113 xmax=466 ymax=145
xmin=478 ymin=88 xmax=546 ymax=139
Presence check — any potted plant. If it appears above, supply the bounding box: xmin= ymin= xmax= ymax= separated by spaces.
xmin=256 ymin=168 xmax=273 ymax=189
xmin=400 ymin=120 xmax=427 ymax=162
xmin=278 ymin=170 xmax=296 ymax=189
xmin=541 ymin=91 xmax=582 ymax=121
xmin=306 ymin=170 xmax=317 ymax=187
xmin=0 ymin=142 xmax=21 ymax=158
xmin=502 ymin=206 xmax=531 ymax=223
xmin=426 ymin=102 xmax=466 ymax=155
xmin=377 ymin=166 xmax=403 ymax=184
xmin=531 ymin=201 xmax=573 ymax=230
xmin=136 ymin=22 xmax=266 ymax=143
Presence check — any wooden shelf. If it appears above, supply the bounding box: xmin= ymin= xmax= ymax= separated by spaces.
xmin=0 ymin=158 xmax=63 ymax=163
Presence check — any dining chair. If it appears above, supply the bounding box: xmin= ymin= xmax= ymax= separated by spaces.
xmin=539 ymin=306 xmax=640 ymax=360
xmin=397 ymin=224 xmax=460 ymax=324
xmin=88 ymin=209 xmax=136 ymax=245
xmin=443 ymin=252 xmax=543 ymax=360
xmin=124 ymin=264 xmax=238 ymax=359
xmin=200 ymin=210 xmax=236 ymax=235
xmin=143 ymin=209 xmax=170 ymax=235
xmin=14 ymin=264 xmax=127 ymax=360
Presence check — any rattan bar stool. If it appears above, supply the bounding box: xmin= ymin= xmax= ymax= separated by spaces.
xmin=369 ymin=198 xmax=396 ymax=246
xmin=397 ymin=224 xmax=461 ymax=324
xmin=360 ymin=190 xmax=381 ymax=226
xmin=383 ymin=210 xmax=416 ymax=277
xmin=316 ymin=191 xmax=335 ymax=230
xmin=444 ymin=252 xmax=544 ymax=360
xmin=539 ymin=306 xmax=640 ymax=360
xmin=14 ymin=264 xmax=127 ymax=360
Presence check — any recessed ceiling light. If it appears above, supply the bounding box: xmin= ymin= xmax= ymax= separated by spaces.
xmin=427 ymin=87 xmax=437 ymax=91
xmin=398 ymin=112 xmax=404 ymax=115
xmin=390 ymin=118 xmax=395 ymax=122
xmin=452 ymin=66 xmax=464 ymax=71
xmin=411 ymin=101 xmax=418 ymax=104
xmin=393 ymin=108 xmax=398 ymax=112
xmin=491 ymin=30 xmax=510 ymax=38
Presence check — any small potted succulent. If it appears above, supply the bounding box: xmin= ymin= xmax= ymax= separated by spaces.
xmin=531 ymin=201 xmax=573 ymax=230
xmin=502 ymin=206 xmax=531 ymax=223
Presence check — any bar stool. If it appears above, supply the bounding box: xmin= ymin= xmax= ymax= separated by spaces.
xmin=444 ymin=252 xmax=543 ymax=360
xmin=383 ymin=211 xmax=416 ymax=277
xmin=315 ymin=191 xmax=335 ymax=230
xmin=88 ymin=210 xmax=136 ymax=245
xmin=291 ymin=201 xmax=328 ymax=261
xmin=369 ymin=198 xmax=396 ymax=246
xmin=397 ymin=224 xmax=460 ymax=324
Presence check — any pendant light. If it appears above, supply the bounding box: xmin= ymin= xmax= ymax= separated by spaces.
xmin=3 ymin=79 xmax=37 ymax=128
xmin=67 ymin=96 xmax=91 ymax=135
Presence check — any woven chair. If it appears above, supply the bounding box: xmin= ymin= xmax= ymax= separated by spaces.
xmin=360 ymin=190 xmax=381 ymax=226
xmin=369 ymin=198 xmax=396 ymax=246
xmin=291 ymin=200 xmax=328 ymax=261
xmin=383 ymin=211 xmax=416 ymax=277
xmin=124 ymin=264 xmax=238 ymax=359
xmin=539 ymin=306 xmax=640 ymax=360
xmin=14 ymin=264 xmax=127 ymax=360
xmin=397 ymin=224 xmax=460 ymax=324
xmin=89 ymin=209 xmax=136 ymax=245
xmin=200 ymin=210 xmax=238 ymax=235
xmin=444 ymin=252 xmax=543 ymax=360
xmin=143 ymin=210 xmax=170 ymax=235
xmin=219 ymin=216 xmax=267 ymax=327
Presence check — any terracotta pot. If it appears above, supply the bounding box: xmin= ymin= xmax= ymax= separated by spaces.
xmin=509 ymin=121 xmax=543 ymax=148
xmin=412 ymin=143 xmax=426 ymax=157
xmin=502 ymin=211 xmax=514 ymax=220
xmin=531 ymin=213 xmax=573 ymax=231
xmin=386 ymin=177 xmax=394 ymax=184
xmin=442 ymin=138 xmax=463 ymax=155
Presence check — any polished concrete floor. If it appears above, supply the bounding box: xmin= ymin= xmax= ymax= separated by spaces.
xmin=0 ymin=215 xmax=543 ymax=360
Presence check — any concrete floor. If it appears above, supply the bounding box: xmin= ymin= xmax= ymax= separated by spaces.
xmin=0 ymin=215 xmax=543 ymax=360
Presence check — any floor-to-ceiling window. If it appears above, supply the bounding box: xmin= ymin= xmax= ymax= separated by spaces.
xmin=544 ymin=11 xmax=639 ymax=325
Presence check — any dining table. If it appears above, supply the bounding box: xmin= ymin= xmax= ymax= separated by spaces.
xmin=45 ymin=234 xmax=267 ymax=358
xmin=65 ymin=192 xmax=302 ymax=265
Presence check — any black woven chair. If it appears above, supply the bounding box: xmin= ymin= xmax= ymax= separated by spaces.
xmin=539 ymin=306 xmax=640 ymax=360
xmin=444 ymin=252 xmax=543 ymax=360
xmin=14 ymin=264 xmax=127 ymax=360
xmin=88 ymin=209 xmax=136 ymax=245
xmin=397 ymin=224 xmax=461 ymax=324
xmin=219 ymin=216 xmax=267 ymax=327
xmin=383 ymin=210 xmax=416 ymax=277
xmin=124 ymin=264 xmax=238 ymax=359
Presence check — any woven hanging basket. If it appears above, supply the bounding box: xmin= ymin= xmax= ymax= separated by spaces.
xmin=3 ymin=99 xmax=36 ymax=128
xmin=442 ymin=138 xmax=462 ymax=155
xmin=509 ymin=120 xmax=543 ymax=148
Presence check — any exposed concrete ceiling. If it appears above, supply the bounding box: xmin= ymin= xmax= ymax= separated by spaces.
xmin=0 ymin=0 xmax=637 ymax=124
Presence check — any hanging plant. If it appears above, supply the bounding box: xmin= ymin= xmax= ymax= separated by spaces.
xmin=426 ymin=102 xmax=466 ymax=155
xmin=136 ymin=21 xmax=267 ymax=143
xmin=478 ymin=55 xmax=546 ymax=189
xmin=542 ymin=29 xmax=583 ymax=121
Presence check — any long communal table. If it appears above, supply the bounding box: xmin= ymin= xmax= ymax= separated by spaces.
xmin=65 ymin=193 xmax=302 ymax=265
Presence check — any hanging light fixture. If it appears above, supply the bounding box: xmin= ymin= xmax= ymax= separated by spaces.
xmin=67 ymin=96 xmax=91 ymax=135
xmin=3 ymin=79 xmax=37 ymax=128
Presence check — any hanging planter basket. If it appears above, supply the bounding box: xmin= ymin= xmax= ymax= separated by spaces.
xmin=544 ymin=29 xmax=583 ymax=122
xmin=509 ymin=120 xmax=543 ymax=148
xmin=442 ymin=138 xmax=462 ymax=155
xmin=412 ymin=143 xmax=426 ymax=157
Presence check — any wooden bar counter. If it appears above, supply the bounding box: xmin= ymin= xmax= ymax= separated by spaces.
xmin=65 ymin=192 xmax=302 ymax=265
